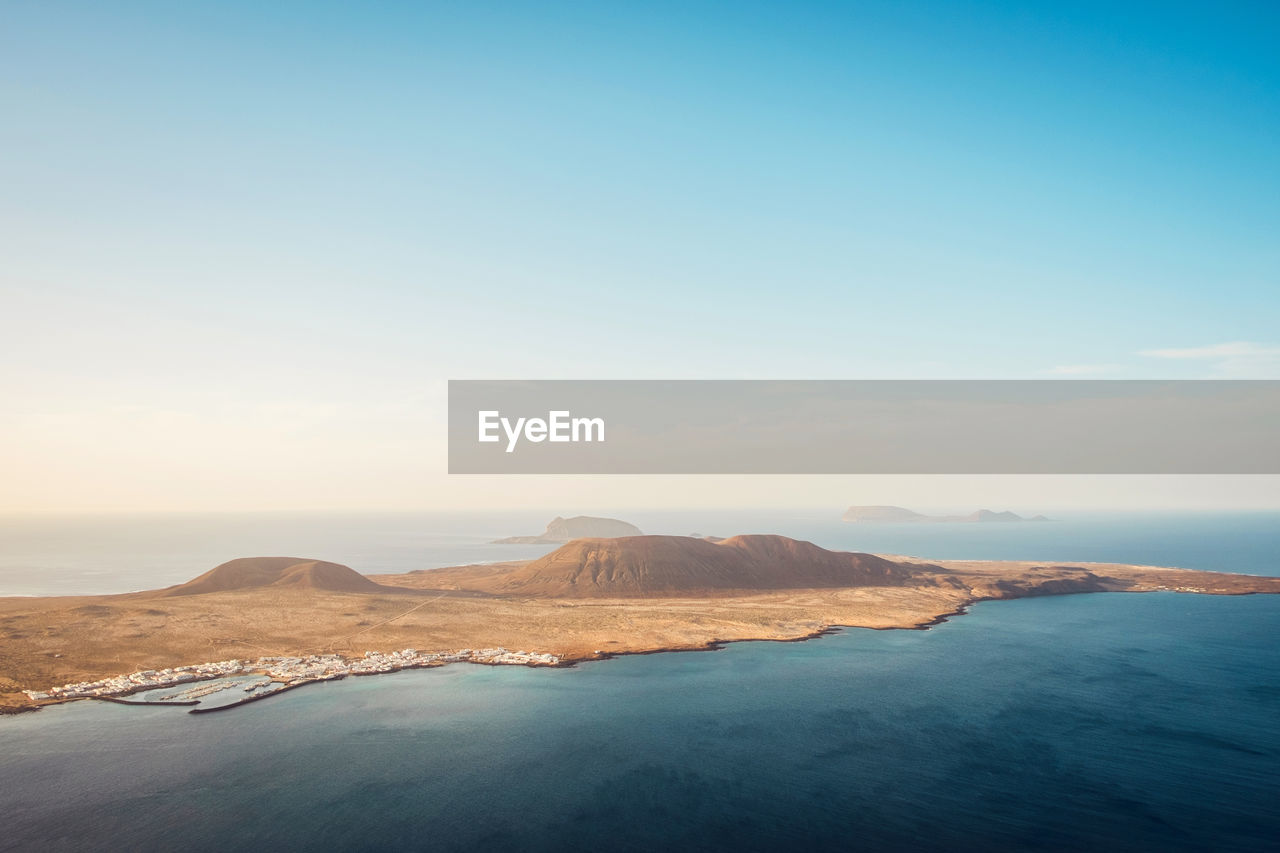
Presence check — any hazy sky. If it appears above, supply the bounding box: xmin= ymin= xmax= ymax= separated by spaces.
xmin=3 ymin=1 xmax=1278 ymax=512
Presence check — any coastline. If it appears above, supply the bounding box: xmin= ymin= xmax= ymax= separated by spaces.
xmin=0 ymin=592 xmax=1210 ymax=716
xmin=6 ymin=582 xmax=1278 ymax=718
xmin=4 ymin=552 xmax=1280 ymax=716
xmin=58 ymin=587 xmax=1247 ymax=713
xmin=10 ymin=626 xmax=856 ymax=716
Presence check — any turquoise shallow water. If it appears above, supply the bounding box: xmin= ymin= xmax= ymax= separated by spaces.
xmin=1 ymin=512 xmax=1278 ymax=851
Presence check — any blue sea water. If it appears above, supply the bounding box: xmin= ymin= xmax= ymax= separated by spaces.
xmin=1 ymin=511 xmax=1278 ymax=851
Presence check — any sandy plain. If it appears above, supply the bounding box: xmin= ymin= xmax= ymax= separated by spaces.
xmin=2 ymin=546 xmax=1277 ymax=714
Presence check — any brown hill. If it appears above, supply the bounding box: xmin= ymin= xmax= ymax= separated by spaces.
xmin=270 ymin=560 xmax=392 ymax=592
xmin=489 ymin=534 xmax=917 ymax=597
xmin=158 ymin=557 xmax=394 ymax=596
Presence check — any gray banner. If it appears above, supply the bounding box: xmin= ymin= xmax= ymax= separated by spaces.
xmin=448 ymin=380 xmax=1280 ymax=474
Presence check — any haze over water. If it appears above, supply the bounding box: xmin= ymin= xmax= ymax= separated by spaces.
xmin=2 ymin=510 xmax=1278 ymax=596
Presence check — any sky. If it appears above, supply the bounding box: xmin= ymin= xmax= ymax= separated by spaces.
xmin=2 ymin=1 xmax=1278 ymax=512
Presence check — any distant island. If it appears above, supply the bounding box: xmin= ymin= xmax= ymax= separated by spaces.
xmin=493 ymin=515 xmax=642 ymax=544
xmin=3 ymin=534 xmax=1277 ymax=714
xmin=843 ymin=506 xmax=1051 ymax=523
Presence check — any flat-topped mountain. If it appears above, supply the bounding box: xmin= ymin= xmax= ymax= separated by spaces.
xmin=493 ymin=515 xmax=643 ymax=545
xmin=843 ymin=506 xmax=1050 ymax=523
xmin=486 ymin=534 xmax=915 ymax=597
xmin=159 ymin=557 xmax=396 ymax=596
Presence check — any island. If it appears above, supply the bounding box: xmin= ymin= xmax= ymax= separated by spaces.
xmin=843 ymin=506 xmax=1051 ymax=523
xmin=492 ymin=515 xmax=643 ymax=544
xmin=2 ymin=535 xmax=1276 ymax=714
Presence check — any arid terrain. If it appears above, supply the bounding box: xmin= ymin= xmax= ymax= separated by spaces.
xmin=2 ymin=534 xmax=1277 ymax=712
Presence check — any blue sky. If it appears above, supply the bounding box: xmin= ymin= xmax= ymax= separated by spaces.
xmin=2 ymin=1 xmax=1278 ymax=510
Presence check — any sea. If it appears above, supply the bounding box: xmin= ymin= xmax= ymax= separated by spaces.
xmin=0 ymin=510 xmax=1277 ymax=852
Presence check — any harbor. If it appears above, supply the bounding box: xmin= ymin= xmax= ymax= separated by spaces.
xmin=23 ymin=647 xmax=562 ymax=713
